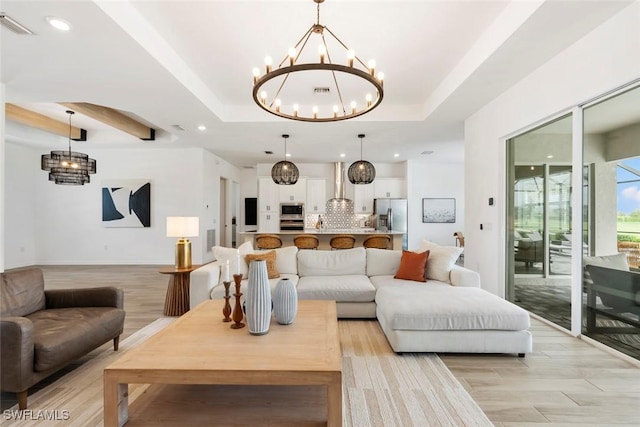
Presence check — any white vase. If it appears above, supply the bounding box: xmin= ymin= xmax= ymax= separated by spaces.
xmin=245 ymin=260 xmax=272 ymax=335
xmin=273 ymin=278 xmax=297 ymax=325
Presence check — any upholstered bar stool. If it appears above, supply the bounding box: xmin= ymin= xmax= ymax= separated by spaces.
xmin=255 ymin=234 xmax=283 ymax=250
xmin=363 ymin=234 xmax=391 ymax=250
xmin=330 ymin=234 xmax=356 ymax=250
xmin=294 ymin=235 xmax=319 ymax=250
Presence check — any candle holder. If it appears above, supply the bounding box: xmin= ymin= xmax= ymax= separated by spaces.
xmin=222 ymin=281 xmax=232 ymax=322
xmin=230 ymin=273 xmax=245 ymax=329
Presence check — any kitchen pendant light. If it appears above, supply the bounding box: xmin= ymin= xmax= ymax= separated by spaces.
xmin=348 ymin=134 xmax=375 ymax=184
xmin=41 ymin=110 xmax=96 ymax=185
xmin=271 ymin=134 xmax=299 ymax=185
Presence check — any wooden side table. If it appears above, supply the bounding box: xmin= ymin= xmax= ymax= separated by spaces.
xmin=159 ymin=265 xmax=199 ymax=316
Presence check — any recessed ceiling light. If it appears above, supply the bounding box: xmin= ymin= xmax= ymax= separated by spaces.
xmin=197 ymin=125 xmax=206 ymax=131
xmin=45 ymin=16 xmax=71 ymax=31
xmin=394 ymin=153 xmax=400 ymax=157
xmin=339 ymin=153 xmax=345 ymax=158
xmin=286 ymin=153 xmax=291 ymax=157
xmin=547 ymin=155 xmax=554 ymax=159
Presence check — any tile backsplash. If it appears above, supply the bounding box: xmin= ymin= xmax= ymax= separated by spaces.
xmin=305 ymin=199 xmax=372 ymax=229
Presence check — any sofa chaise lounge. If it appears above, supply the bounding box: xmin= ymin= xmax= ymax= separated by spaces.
xmin=190 ymin=243 xmax=532 ymax=356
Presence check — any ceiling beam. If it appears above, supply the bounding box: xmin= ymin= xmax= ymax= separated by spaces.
xmin=5 ymin=103 xmax=86 ymax=141
xmin=60 ymin=102 xmax=155 ymax=140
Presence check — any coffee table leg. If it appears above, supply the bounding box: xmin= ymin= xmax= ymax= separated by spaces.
xmin=104 ymin=375 xmax=128 ymax=427
xmin=327 ymin=376 xmax=342 ymax=427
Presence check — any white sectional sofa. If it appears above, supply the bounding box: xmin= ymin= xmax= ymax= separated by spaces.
xmin=190 ymin=245 xmax=532 ymax=356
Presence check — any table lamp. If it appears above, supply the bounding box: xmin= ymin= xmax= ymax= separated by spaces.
xmin=166 ymin=216 xmax=199 ymax=269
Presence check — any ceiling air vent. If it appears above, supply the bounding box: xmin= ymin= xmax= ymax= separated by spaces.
xmin=313 ymin=87 xmax=330 ymax=94
xmin=0 ymin=13 xmax=34 ymax=35
xmin=171 ymin=124 xmax=185 ymax=131
xmin=264 ymin=150 xmax=273 ymax=155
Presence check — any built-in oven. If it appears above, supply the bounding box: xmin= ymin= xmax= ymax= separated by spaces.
xmin=280 ymin=203 xmax=305 ymax=231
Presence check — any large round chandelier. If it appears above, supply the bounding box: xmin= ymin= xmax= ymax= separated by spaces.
xmin=252 ymin=0 xmax=384 ymax=122
xmin=41 ymin=110 xmax=96 ymax=185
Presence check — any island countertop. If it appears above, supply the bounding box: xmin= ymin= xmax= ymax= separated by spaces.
xmin=237 ymin=229 xmax=405 ymax=249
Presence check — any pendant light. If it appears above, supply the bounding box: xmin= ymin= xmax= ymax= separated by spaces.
xmin=41 ymin=110 xmax=96 ymax=185
xmin=348 ymin=134 xmax=376 ymax=184
xmin=271 ymin=134 xmax=299 ymax=185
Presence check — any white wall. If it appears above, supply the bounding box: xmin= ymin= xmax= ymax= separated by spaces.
xmin=0 ymin=83 xmax=5 ymax=272
xmin=465 ymin=2 xmax=640 ymax=296
xmin=3 ymin=142 xmax=240 ymax=268
xmin=407 ymin=160 xmax=465 ymax=249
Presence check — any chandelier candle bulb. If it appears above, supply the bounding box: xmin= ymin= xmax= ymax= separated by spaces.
xmin=347 ymin=49 xmax=355 ymax=67
xmin=333 ymin=105 xmax=339 ymax=118
xmin=377 ymin=72 xmax=384 ymax=85
xmin=366 ymin=93 xmax=372 ymax=107
xmin=368 ymin=59 xmax=376 ymax=76
xmin=264 ymin=56 xmax=272 ymax=73
xmin=293 ymin=104 xmax=299 ymax=117
xmin=350 ymin=101 xmax=357 ymax=114
xmin=313 ymin=106 xmax=318 ymax=119
xmin=275 ymin=98 xmax=281 ymax=112
xmin=288 ymin=47 xmax=296 ymax=65
xmin=252 ymin=67 xmax=260 ymax=83
xmin=318 ymin=45 xmax=326 ymax=63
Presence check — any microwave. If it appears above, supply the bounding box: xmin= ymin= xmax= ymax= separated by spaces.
xmin=280 ymin=203 xmax=304 ymax=218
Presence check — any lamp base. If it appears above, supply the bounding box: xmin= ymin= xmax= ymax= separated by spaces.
xmin=175 ymin=238 xmax=192 ymax=269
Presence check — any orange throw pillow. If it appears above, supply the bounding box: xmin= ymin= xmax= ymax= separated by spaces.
xmin=245 ymin=250 xmax=280 ymax=279
xmin=394 ymin=250 xmax=429 ymax=282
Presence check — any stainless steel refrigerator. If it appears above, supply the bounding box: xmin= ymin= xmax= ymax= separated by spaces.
xmin=374 ymin=198 xmax=408 ymax=233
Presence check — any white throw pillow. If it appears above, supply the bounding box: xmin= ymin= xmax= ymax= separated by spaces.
xmin=213 ymin=241 xmax=254 ymax=283
xmin=583 ymin=253 xmax=629 ymax=288
xmin=256 ymin=246 xmax=298 ymax=275
xmin=419 ymin=240 xmax=463 ymax=283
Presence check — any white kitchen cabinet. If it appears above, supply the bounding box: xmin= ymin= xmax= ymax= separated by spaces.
xmin=306 ymin=179 xmax=327 ymax=213
xmin=279 ymin=178 xmax=307 ymax=203
xmin=353 ymin=183 xmax=375 ymax=214
xmin=258 ymin=212 xmax=280 ymax=233
xmin=374 ymin=178 xmax=406 ymax=198
xmin=258 ymin=177 xmax=279 ymax=213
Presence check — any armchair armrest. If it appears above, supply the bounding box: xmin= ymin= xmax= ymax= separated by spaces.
xmin=450 ymin=265 xmax=481 ymax=288
xmin=190 ymin=261 xmax=222 ymax=309
xmin=0 ymin=317 xmax=35 ymax=392
xmin=45 ymin=287 xmax=124 ymax=309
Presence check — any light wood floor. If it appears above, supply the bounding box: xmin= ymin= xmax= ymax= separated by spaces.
xmin=11 ymin=265 xmax=640 ymax=425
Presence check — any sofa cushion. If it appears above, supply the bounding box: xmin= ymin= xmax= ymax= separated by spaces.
xmin=394 ymin=250 xmax=428 ymax=282
xmin=583 ymin=253 xmax=630 ymax=289
xmin=297 ymin=275 xmax=375 ymax=302
xmin=419 ymin=240 xmax=462 ymax=283
xmin=213 ymin=241 xmax=254 ymax=282
xmin=1 ymin=268 xmax=46 ymax=317
xmin=245 ymin=250 xmax=279 ymax=279
xmin=376 ymin=282 xmax=530 ymax=331
xmin=27 ymin=307 xmax=125 ymax=372
xmin=366 ymin=248 xmax=402 ymax=277
xmin=257 ymin=246 xmax=298 ymax=275
xmin=297 ymin=247 xmax=366 ymax=277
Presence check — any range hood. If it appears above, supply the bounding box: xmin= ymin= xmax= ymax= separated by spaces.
xmin=328 ymin=162 xmax=350 ymax=202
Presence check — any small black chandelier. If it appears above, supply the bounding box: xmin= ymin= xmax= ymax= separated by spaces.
xmin=271 ymin=134 xmax=299 ymax=185
xmin=41 ymin=110 xmax=96 ymax=185
xmin=348 ymin=134 xmax=376 ymax=184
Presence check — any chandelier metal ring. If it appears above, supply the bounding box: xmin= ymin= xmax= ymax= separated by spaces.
xmin=252 ymin=63 xmax=384 ymax=122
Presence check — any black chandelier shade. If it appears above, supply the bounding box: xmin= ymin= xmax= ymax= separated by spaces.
xmin=271 ymin=134 xmax=299 ymax=185
xmin=41 ymin=110 xmax=97 ymax=185
xmin=348 ymin=134 xmax=375 ymax=184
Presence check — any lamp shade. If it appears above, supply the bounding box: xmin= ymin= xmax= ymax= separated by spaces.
xmin=166 ymin=217 xmax=199 ymax=238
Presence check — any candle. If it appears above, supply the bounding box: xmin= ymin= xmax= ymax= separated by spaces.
xmin=225 ymin=259 xmax=230 ymax=282
xmin=236 ymin=249 xmax=240 ymax=275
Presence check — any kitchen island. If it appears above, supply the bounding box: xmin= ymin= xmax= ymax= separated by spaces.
xmin=238 ymin=229 xmax=406 ymax=250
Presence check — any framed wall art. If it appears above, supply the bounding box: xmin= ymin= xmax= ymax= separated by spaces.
xmin=422 ymin=198 xmax=456 ymax=223
xmin=102 ymin=180 xmax=151 ymax=228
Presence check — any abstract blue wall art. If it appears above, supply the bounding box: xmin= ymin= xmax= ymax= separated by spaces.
xmin=102 ymin=180 xmax=151 ymax=227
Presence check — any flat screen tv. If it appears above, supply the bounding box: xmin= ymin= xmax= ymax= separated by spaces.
xmin=245 ymin=197 xmax=257 ymax=226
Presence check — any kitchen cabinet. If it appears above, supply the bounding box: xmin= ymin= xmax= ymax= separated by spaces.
xmin=374 ymin=178 xmax=406 ymax=198
xmin=279 ymin=178 xmax=306 ymax=203
xmin=306 ymin=179 xmax=326 ymax=213
xmin=258 ymin=212 xmax=280 ymax=233
xmin=353 ymin=183 xmax=375 ymax=214
xmin=258 ymin=177 xmax=279 ymax=213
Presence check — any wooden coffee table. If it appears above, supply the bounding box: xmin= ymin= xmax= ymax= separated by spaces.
xmin=103 ymin=299 xmax=342 ymax=426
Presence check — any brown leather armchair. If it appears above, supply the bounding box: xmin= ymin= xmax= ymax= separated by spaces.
xmin=1 ymin=268 xmax=125 ymax=409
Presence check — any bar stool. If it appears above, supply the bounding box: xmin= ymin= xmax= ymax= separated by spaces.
xmin=330 ymin=234 xmax=356 ymax=250
xmin=255 ymin=234 xmax=283 ymax=250
xmin=294 ymin=235 xmax=319 ymax=250
xmin=363 ymin=234 xmax=391 ymax=249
